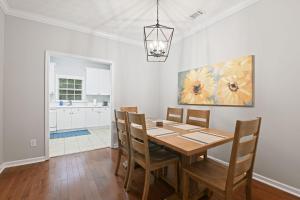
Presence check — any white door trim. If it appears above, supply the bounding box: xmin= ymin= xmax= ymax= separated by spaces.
xmin=44 ymin=51 xmax=114 ymax=160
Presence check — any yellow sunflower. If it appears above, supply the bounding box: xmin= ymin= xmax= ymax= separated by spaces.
xmin=180 ymin=68 xmax=215 ymax=104
xmin=217 ymin=56 xmax=253 ymax=105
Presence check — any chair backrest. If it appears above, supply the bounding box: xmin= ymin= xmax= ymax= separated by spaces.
xmin=186 ymin=109 xmax=210 ymax=128
xmin=114 ymin=110 xmax=130 ymax=151
xmin=166 ymin=107 xmax=184 ymax=123
xmin=127 ymin=113 xmax=150 ymax=165
xmin=227 ymin=118 xmax=262 ymax=190
xmin=120 ymin=106 xmax=138 ymax=113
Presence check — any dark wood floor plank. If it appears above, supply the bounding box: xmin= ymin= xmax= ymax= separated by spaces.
xmin=0 ymin=148 xmax=299 ymax=200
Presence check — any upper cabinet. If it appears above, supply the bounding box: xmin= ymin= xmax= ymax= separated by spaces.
xmin=86 ymin=67 xmax=111 ymax=95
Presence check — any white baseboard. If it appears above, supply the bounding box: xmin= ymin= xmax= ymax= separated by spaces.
xmin=0 ymin=163 xmax=5 ymax=174
xmin=0 ymin=156 xmax=46 ymax=173
xmin=208 ymin=156 xmax=300 ymax=197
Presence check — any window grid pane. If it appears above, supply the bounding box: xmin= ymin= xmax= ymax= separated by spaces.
xmin=59 ymin=78 xmax=82 ymax=101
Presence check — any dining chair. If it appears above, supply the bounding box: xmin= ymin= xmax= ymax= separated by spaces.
xmin=166 ymin=107 xmax=184 ymax=123
xmin=186 ymin=109 xmax=210 ymax=160
xmin=182 ymin=118 xmax=262 ymax=200
xmin=114 ymin=110 xmax=131 ymax=189
xmin=120 ymin=106 xmax=138 ymax=113
xmin=186 ymin=109 xmax=210 ymax=128
xmin=126 ymin=113 xmax=180 ymax=200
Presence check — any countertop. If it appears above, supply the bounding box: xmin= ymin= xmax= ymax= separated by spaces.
xmin=50 ymin=105 xmax=110 ymax=109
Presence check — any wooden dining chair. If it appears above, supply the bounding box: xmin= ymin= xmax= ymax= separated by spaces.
xmin=120 ymin=106 xmax=138 ymax=113
xmin=183 ymin=118 xmax=262 ymax=200
xmin=126 ymin=113 xmax=180 ymax=200
xmin=186 ymin=109 xmax=210 ymax=159
xmin=186 ymin=109 xmax=210 ymax=128
xmin=114 ymin=110 xmax=131 ymax=189
xmin=166 ymin=107 xmax=184 ymax=123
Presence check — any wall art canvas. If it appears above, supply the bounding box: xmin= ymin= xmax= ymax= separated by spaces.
xmin=178 ymin=55 xmax=254 ymax=107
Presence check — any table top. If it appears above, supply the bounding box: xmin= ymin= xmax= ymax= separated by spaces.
xmin=146 ymin=120 xmax=234 ymax=157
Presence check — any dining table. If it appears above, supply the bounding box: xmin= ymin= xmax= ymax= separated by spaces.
xmin=145 ymin=119 xmax=234 ymax=198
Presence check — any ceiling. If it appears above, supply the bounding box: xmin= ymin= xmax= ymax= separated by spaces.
xmin=4 ymin=0 xmax=257 ymax=43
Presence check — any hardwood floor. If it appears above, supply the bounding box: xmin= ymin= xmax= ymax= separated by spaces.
xmin=0 ymin=148 xmax=298 ymax=200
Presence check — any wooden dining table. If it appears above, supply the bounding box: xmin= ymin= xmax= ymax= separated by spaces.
xmin=145 ymin=119 xmax=234 ymax=198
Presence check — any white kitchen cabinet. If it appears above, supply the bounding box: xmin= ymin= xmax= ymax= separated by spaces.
xmin=85 ymin=108 xmax=101 ymax=127
xmin=86 ymin=67 xmax=111 ymax=95
xmin=57 ymin=108 xmax=72 ymax=130
xmin=71 ymin=108 xmax=86 ymax=129
xmin=56 ymin=107 xmax=110 ymax=130
xmin=49 ymin=109 xmax=57 ymax=131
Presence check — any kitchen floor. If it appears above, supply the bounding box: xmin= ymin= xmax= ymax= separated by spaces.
xmin=49 ymin=127 xmax=111 ymax=157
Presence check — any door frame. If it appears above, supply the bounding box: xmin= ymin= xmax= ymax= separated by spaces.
xmin=44 ymin=51 xmax=114 ymax=160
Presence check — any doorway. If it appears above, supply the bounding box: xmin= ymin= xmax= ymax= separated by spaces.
xmin=45 ymin=51 xmax=113 ymax=159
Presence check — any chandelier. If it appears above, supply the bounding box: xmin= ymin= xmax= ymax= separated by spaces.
xmin=144 ymin=0 xmax=174 ymax=62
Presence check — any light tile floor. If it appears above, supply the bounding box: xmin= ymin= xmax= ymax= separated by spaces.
xmin=49 ymin=127 xmax=111 ymax=157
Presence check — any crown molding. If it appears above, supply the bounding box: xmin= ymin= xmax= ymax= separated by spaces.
xmin=0 ymin=0 xmax=9 ymax=13
xmin=174 ymin=0 xmax=261 ymax=44
xmin=1 ymin=0 xmax=261 ymax=46
xmin=0 ymin=0 xmax=142 ymax=46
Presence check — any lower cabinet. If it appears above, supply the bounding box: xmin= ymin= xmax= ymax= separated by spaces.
xmin=56 ymin=107 xmax=110 ymax=131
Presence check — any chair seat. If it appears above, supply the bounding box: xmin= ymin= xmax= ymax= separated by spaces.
xmin=184 ymin=158 xmax=228 ymax=192
xmin=135 ymin=149 xmax=178 ymax=170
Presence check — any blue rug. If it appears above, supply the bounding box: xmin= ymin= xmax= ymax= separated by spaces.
xmin=50 ymin=129 xmax=91 ymax=139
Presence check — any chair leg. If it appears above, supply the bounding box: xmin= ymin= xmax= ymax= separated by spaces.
xmin=123 ymin=155 xmax=131 ymax=189
xmin=126 ymin=159 xmax=135 ymax=192
xmin=182 ymin=171 xmax=190 ymax=200
xmin=246 ymin=180 xmax=252 ymax=200
xmin=174 ymin=162 xmax=179 ymax=193
xmin=142 ymin=169 xmax=151 ymax=200
xmin=115 ymin=149 xmax=122 ymax=176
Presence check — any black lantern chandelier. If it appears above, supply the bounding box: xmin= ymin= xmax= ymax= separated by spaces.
xmin=144 ymin=0 xmax=174 ymax=62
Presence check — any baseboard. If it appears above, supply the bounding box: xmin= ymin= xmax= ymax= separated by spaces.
xmin=0 ymin=156 xmax=46 ymax=174
xmin=0 ymin=162 xmax=5 ymax=174
xmin=208 ymin=156 xmax=300 ymax=197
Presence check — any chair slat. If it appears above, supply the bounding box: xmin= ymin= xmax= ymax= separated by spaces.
xmin=238 ymin=136 xmax=257 ymax=157
xmin=117 ymin=121 xmax=126 ymax=132
xmin=120 ymin=106 xmax=138 ymax=113
xmin=130 ymin=126 xmax=145 ymax=140
xmin=186 ymin=109 xmax=210 ymax=128
xmin=234 ymin=154 xmax=253 ymax=177
xmin=238 ymin=120 xmax=260 ymax=137
xmin=132 ymin=139 xmax=146 ymax=155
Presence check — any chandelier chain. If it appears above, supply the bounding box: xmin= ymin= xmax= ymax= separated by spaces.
xmin=156 ymin=0 xmax=159 ymax=25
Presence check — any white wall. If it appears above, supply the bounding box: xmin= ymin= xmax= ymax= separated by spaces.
xmin=160 ymin=0 xmax=300 ymax=189
xmin=4 ymin=16 xmax=161 ymax=162
xmin=0 ymin=8 xmax=4 ymax=165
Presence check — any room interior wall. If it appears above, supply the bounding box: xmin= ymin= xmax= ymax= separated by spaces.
xmin=159 ymin=0 xmax=300 ymax=189
xmin=0 ymin=8 xmax=4 ymax=166
xmin=4 ymin=15 xmax=161 ymax=162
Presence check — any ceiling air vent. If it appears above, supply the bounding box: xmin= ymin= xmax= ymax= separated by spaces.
xmin=190 ymin=10 xmax=204 ymax=19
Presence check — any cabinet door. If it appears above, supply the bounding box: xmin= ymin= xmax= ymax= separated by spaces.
xmin=85 ymin=108 xmax=100 ymax=127
xmin=57 ymin=108 xmax=72 ymax=130
xmin=100 ymin=108 xmax=110 ymax=126
xmin=99 ymin=69 xmax=111 ymax=95
xmin=86 ymin=67 xmax=101 ymax=95
xmin=49 ymin=109 xmax=57 ymax=131
xmin=71 ymin=108 xmax=86 ymax=129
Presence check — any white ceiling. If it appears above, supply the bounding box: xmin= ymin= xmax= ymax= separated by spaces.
xmin=4 ymin=0 xmax=258 ymax=43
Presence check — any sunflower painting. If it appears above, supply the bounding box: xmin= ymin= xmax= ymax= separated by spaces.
xmin=178 ymin=55 xmax=254 ymax=106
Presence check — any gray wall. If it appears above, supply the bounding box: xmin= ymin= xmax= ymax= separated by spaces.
xmin=159 ymin=0 xmax=300 ymax=188
xmin=0 ymin=8 xmax=4 ymax=165
xmin=4 ymin=16 xmax=161 ymax=162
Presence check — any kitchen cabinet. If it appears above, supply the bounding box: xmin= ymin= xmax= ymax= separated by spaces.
xmin=56 ymin=107 xmax=110 ymax=130
xmin=71 ymin=108 xmax=86 ymax=129
xmin=57 ymin=108 xmax=72 ymax=130
xmin=49 ymin=109 xmax=57 ymax=131
xmin=86 ymin=67 xmax=111 ymax=95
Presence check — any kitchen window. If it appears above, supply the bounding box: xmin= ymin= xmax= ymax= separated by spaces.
xmin=58 ymin=78 xmax=82 ymax=100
